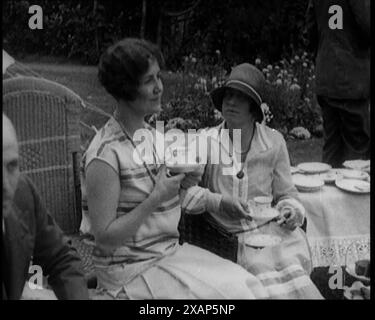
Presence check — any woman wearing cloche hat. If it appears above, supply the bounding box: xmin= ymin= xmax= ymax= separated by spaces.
xmin=181 ymin=63 xmax=323 ymax=299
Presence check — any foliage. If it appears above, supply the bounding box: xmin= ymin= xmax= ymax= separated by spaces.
xmin=3 ymin=0 xmax=142 ymax=64
xmin=257 ymin=51 xmax=322 ymax=135
xmin=3 ymin=0 xmax=311 ymax=67
xmin=161 ymin=0 xmax=310 ymax=68
xmin=151 ymin=51 xmax=322 ymax=137
xmin=148 ymin=54 xmax=225 ymax=131
xmin=3 ymin=0 xmax=321 ymax=135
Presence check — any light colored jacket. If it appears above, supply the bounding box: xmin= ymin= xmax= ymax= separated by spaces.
xmin=181 ymin=121 xmax=302 ymax=233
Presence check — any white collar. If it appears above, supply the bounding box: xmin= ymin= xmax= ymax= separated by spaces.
xmin=216 ymin=121 xmax=273 ymax=153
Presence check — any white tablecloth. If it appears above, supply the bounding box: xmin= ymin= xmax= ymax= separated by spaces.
xmin=298 ymin=185 xmax=370 ymax=267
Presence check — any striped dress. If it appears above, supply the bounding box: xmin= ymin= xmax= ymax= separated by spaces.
xmin=80 ymin=117 xmax=270 ymax=299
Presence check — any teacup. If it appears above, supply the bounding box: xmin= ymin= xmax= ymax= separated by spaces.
xmin=165 ymin=146 xmax=201 ymax=174
xmin=248 ymin=196 xmax=274 ymax=220
xmin=253 ymin=196 xmax=272 ymax=210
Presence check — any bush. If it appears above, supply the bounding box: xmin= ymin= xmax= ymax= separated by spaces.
xmin=255 ymin=51 xmax=322 ymax=135
xmin=151 ymin=51 xmax=322 ymax=137
xmin=148 ymin=54 xmax=225 ymax=131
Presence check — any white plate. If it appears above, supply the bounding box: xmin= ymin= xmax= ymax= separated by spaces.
xmin=292 ymin=174 xmax=324 ymax=192
xmin=343 ymin=160 xmax=370 ymax=171
xmin=248 ymin=207 xmax=280 ymax=222
xmin=346 ymin=262 xmax=370 ymax=282
xmin=297 ymin=162 xmax=332 ymax=174
xmin=335 ymin=179 xmax=370 ymax=194
xmin=244 ymin=234 xmax=282 ymax=248
xmin=337 ymin=169 xmax=369 ymax=180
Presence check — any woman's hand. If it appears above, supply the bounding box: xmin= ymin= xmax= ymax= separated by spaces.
xmin=86 ymin=161 xmax=184 ymax=247
xmin=150 ymin=165 xmax=186 ymax=203
xmin=275 ymin=198 xmax=305 ymax=230
xmin=219 ymin=195 xmax=252 ymax=220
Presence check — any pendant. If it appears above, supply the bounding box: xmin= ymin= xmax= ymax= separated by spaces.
xmin=236 ymin=170 xmax=244 ymax=179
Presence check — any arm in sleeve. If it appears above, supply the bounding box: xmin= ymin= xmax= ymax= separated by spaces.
xmin=272 ymin=138 xmax=306 ymax=225
xmin=348 ymin=0 xmax=370 ymax=42
xmin=29 ymin=177 xmax=89 ymax=300
xmin=271 ymin=136 xmax=302 ymax=207
xmin=180 ymin=130 xmax=223 ymax=215
xmin=180 ymin=186 xmax=223 ymax=215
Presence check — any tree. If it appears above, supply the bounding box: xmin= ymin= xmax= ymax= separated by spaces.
xmin=140 ymin=0 xmax=147 ymax=38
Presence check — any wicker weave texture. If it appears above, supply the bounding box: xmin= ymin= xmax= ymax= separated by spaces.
xmin=3 ymin=77 xmax=83 ymax=234
xmin=178 ymin=213 xmax=238 ymax=262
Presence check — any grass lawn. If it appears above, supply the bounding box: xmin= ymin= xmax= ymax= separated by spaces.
xmin=21 ymin=61 xmax=323 ymax=165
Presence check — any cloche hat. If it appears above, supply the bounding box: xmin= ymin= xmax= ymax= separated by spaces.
xmin=210 ymin=63 xmax=266 ymax=122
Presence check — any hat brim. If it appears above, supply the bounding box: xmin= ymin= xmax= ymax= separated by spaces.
xmin=210 ymin=82 xmax=263 ymax=121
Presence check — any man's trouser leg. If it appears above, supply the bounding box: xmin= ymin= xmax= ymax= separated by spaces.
xmin=339 ymin=99 xmax=370 ymax=161
xmin=318 ymin=96 xmax=344 ymax=168
xmin=318 ymin=96 xmax=370 ymax=167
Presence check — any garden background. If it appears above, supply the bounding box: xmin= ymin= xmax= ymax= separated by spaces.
xmin=3 ymin=0 xmax=324 ymax=164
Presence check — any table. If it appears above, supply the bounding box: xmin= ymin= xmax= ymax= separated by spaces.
xmin=298 ymin=184 xmax=370 ymax=267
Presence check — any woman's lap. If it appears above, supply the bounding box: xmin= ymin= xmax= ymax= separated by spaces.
xmin=237 ymin=226 xmax=323 ymax=299
xmin=238 ymin=225 xmax=312 ymax=271
xmin=91 ymin=232 xmax=323 ymax=300
xmin=94 ymin=243 xmax=268 ymax=299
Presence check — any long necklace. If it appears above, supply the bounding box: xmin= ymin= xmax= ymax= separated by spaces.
xmin=234 ymin=127 xmax=253 ymax=156
xmin=234 ymin=123 xmax=256 ymax=179
xmin=113 ymin=111 xmax=156 ymax=186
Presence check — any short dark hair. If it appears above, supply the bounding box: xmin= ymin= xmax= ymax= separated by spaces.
xmin=98 ymin=38 xmax=165 ymax=101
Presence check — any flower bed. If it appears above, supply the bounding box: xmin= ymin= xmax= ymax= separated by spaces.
xmin=150 ymin=52 xmax=322 ymax=139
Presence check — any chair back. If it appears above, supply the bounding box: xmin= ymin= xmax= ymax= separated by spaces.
xmin=178 ymin=212 xmax=238 ymax=262
xmin=3 ymin=76 xmax=84 ymax=234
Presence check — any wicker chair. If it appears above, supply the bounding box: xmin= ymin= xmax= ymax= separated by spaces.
xmin=178 ymin=211 xmax=307 ymax=263
xmin=3 ymin=76 xmax=85 ymax=234
xmin=178 ymin=213 xmax=239 ymax=262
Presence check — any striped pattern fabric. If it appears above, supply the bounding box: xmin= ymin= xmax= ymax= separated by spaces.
xmin=3 ymin=76 xmax=84 ymax=234
xmin=80 ymin=117 xmax=181 ymax=265
xmin=236 ymin=224 xmax=323 ymax=299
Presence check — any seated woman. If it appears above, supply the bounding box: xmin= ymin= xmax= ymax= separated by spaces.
xmin=181 ymin=63 xmax=323 ymax=299
xmin=80 ymin=38 xmax=270 ymax=299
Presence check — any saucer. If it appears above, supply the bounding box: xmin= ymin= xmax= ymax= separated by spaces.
xmin=244 ymin=234 xmax=282 ymax=248
xmin=343 ymin=160 xmax=370 ymax=171
xmin=335 ymin=179 xmax=370 ymax=194
xmin=337 ymin=169 xmax=369 ymax=180
xmin=292 ymin=174 xmax=324 ymax=192
xmin=248 ymin=207 xmax=280 ymax=222
xmin=297 ymin=162 xmax=332 ymax=174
